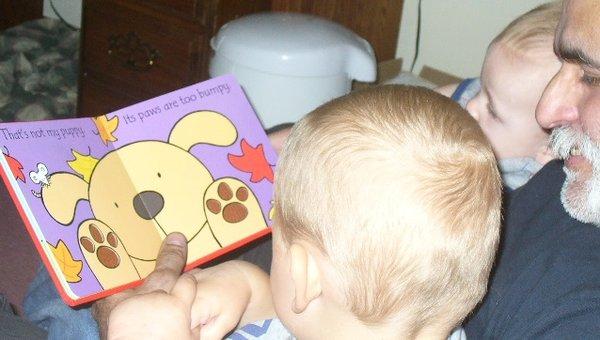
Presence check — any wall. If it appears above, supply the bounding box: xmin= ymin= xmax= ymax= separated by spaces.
xmin=43 ymin=0 xmax=82 ymax=28
xmin=42 ymin=0 xmax=557 ymax=78
xmin=396 ymin=0 xmax=553 ymax=78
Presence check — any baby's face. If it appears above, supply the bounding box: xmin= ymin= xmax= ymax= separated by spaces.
xmin=466 ymin=43 xmax=561 ymax=161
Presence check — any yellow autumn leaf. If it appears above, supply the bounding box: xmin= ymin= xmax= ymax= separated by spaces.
xmin=92 ymin=115 xmax=119 ymax=145
xmin=47 ymin=240 xmax=83 ymax=283
xmin=67 ymin=149 xmax=99 ymax=183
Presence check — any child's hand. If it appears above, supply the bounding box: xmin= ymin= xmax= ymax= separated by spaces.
xmin=108 ymin=273 xmax=199 ymax=340
xmin=189 ymin=261 xmax=275 ymax=340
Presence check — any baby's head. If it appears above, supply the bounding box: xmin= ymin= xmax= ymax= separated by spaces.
xmin=271 ymin=85 xmax=502 ymax=338
xmin=467 ymin=1 xmax=562 ymax=162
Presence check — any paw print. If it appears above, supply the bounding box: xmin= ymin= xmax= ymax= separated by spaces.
xmin=77 ymin=219 xmax=140 ymax=289
xmin=79 ymin=223 xmax=121 ymax=269
xmin=204 ymin=178 xmax=268 ymax=247
xmin=206 ymin=182 xmax=249 ymax=223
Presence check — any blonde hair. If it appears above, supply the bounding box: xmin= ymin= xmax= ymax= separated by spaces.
xmin=275 ymin=85 xmax=502 ymax=331
xmin=492 ymin=1 xmax=562 ymax=53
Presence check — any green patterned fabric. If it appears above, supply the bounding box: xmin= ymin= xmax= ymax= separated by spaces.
xmin=0 ymin=18 xmax=79 ymax=122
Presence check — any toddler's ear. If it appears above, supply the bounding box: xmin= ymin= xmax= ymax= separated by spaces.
xmin=289 ymin=243 xmax=322 ymax=314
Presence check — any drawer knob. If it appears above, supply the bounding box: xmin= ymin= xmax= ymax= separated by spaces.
xmin=108 ymin=32 xmax=160 ymax=71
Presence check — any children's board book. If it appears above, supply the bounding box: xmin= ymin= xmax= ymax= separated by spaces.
xmin=0 ymin=75 xmax=275 ymax=306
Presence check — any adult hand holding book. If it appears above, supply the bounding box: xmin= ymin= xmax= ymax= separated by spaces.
xmin=96 ymin=232 xmax=194 ymax=339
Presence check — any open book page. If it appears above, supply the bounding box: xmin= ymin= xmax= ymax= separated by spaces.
xmin=0 ymin=75 xmax=275 ymax=305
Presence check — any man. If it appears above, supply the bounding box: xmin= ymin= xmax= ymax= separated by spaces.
xmin=464 ymin=0 xmax=600 ymax=337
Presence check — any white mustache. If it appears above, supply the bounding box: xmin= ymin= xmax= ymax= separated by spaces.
xmin=549 ymin=127 xmax=600 ymax=168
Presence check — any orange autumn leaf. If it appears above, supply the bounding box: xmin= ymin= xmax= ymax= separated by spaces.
xmin=92 ymin=115 xmax=119 ymax=145
xmin=48 ymin=240 xmax=83 ymax=283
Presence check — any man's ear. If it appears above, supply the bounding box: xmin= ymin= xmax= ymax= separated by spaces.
xmin=289 ymin=243 xmax=322 ymax=314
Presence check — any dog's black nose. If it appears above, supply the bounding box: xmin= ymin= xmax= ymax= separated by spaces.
xmin=133 ymin=191 xmax=164 ymax=220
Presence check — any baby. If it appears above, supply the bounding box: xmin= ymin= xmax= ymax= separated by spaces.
xmin=108 ymin=85 xmax=502 ymax=339
xmin=438 ymin=1 xmax=562 ymax=190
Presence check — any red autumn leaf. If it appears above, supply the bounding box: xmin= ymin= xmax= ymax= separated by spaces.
xmin=228 ymin=139 xmax=274 ymax=183
xmin=3 ymin=152 xmax=25 ymax=182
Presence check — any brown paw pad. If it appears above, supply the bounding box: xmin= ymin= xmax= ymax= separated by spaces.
xmin=97 ymin=246 xmax=120 ymax=268
xmin=218 ymin=182 xmax=233 ymax=200
xmin=207 ymin=182 xmax=250 ymax=223
xmin=236 ymin=187 xmax=248 ymax=201
xmin=223 ymin=202 xmax=248 ymax=223
xmin=80 ymin=224 xmax=121 ymax=269
xmin=89 ymin=224 xmax=104 ymax=243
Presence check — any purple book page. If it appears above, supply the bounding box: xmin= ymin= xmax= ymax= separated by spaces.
xmin=0 ymin=75 xmax=276 ymax=303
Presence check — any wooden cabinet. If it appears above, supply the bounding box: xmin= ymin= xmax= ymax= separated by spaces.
xmin=77 ymin=0 xmax=270 ymax=117
xmin=0 ymin=0 xmax=43 ymax=30
xmin=77 ymin=0 xmax=403 ymax=117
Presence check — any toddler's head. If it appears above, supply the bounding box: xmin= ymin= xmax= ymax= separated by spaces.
xmin=272 ymin=85 xmax=502 ymax=338
xmin=467 ymin=1 xmax=562 ymax=162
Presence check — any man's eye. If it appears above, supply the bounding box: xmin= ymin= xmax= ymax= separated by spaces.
xmin=582 ymin=74 xmax=600 ymax=86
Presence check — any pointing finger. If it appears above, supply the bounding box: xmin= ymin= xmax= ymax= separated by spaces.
xmin=141 ymin=232 xmax=188 ymax=293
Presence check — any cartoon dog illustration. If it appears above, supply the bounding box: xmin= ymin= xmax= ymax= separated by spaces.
xmin=41 ymin=111 xmax=268 ymax=289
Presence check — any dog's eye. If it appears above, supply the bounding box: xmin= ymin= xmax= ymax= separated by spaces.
xmin=157 ymin=172 xmax=161 ymax=178
xmin=114 ymin=202 xmax=119 ymax=208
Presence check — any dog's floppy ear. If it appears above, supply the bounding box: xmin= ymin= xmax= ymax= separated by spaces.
xmin=169 ymin=110 xmax=237 ymax=151
xmin=41 ymin=172 xmax=89 ymax=225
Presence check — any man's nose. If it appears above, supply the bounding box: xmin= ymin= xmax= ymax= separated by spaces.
xmin=536 ymin=63 xmax=581 ymax=129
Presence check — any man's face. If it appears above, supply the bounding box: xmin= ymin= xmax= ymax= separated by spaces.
xmin=536 ymin=0 xmax=600 ymax=225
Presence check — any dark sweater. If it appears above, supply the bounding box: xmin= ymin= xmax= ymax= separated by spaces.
xmin=465 ymin=160 xmax=600 ymax=338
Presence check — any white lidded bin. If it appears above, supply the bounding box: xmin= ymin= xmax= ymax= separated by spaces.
xmin=210 ymin=12 xmax=377 ymax=128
